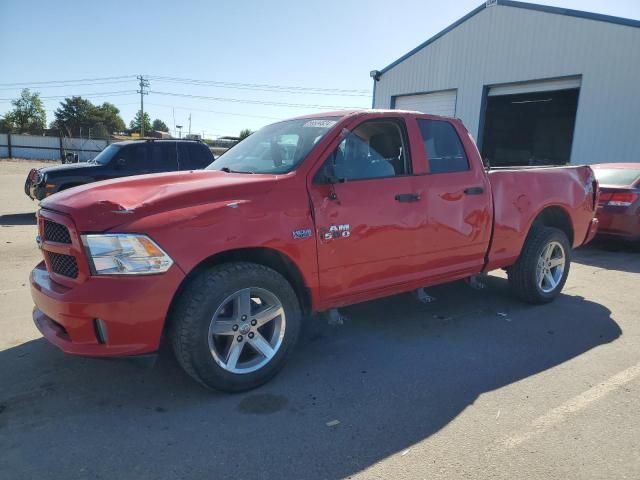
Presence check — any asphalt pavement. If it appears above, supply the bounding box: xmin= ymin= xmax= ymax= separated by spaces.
xmin=0 ymin=160 xmax=638 ymax=479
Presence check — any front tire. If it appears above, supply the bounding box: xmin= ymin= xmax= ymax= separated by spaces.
xmin=508 ymin=226 xmax=571 ymax=304
xmin=169 ymin=262 xmax=301 ymax=392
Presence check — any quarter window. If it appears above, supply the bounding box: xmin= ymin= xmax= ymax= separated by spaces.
xmin=178 ymin=144 xmax=213 ymax=170
xmin=418 ymin=119 xmax=469 ymax=173
xmin=187 ymin=144 xmax=213 ymax=169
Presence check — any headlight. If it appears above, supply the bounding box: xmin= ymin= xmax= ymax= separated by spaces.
xmin=82 ymin=234 xmax=174 ymax=275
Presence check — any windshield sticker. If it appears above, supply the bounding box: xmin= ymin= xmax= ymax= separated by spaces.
xmin=303 ymin=120 xmax=337 ymax=128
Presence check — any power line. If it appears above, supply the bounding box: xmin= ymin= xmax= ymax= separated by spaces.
xmin=0 ymin=90 xmax=137 ymax=101
xmin=0 ymin=74 xmax=371 ymax=96
xmin=146 ymin=102 xmax=282 ymax=121
xmin=0 ymin=79 xmax=135 ymax=91
xmin=150 ymin=91 xmax=364 ymax=110
xmin=147 ymin=75 xmax=369 ymax=94
xmin=0 ymin=75 xmax=136 ymax=87
xmin=147 ymin=75 xmax=370 ymax=97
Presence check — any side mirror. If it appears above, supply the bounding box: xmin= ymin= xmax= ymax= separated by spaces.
xmin=116 ymin=158 xmax=126 ymax=169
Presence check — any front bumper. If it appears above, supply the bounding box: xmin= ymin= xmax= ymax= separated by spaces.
xmin=24 ymin=176 xmax=57 ymax=201
xmin=24 ymin=176 xmax=41 ymax=200
xmin=31 ymin=261 xmax=185 ymax=357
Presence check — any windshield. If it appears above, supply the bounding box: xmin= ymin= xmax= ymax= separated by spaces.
xmin=594 ymin=168 xmax=640 ymax=186
xmin=91 ymin=144 xmax=121 ymax=165
xmin=207 ymin=117 xmax=339 ymax=174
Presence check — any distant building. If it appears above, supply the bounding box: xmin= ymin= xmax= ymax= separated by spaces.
xmin=149 ymin=130 xmax=172 ymax=139
xmin=207 ymin=136 xmax=240 ymax=158
xmin=371 ymin=0 xmax=640 ymax=165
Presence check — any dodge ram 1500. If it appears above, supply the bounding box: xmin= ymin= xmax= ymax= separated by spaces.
xmin=30 ymin=110 xmax=599 ymax=391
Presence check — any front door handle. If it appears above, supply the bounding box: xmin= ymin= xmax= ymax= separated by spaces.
xmin=463 ymin=186 xmax=484 ymax=195
xmin=395 ymin=193 xmax=420 ymax=203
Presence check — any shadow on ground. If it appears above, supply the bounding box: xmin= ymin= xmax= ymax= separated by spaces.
xmin=0 ymin=277 xmax=621 ymax=479
xmin=574 ymin=240 xmax=640 ymax=274
xmin=0 ymin=213 xmax=37 ymax=226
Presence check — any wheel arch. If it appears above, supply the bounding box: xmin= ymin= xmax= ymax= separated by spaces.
xmin=165 ymin=247 xmax=312 ymax=333
xmin=529 ymin=205 xmax=574 ymax=246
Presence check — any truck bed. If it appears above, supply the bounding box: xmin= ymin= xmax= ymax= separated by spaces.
xmin=484 ymin=164 xmax=597 ymax=271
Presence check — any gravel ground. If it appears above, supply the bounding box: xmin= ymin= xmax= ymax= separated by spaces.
xmin=0 ymin=160 xmax=638 ymax=479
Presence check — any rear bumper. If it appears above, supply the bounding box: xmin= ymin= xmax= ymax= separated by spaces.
xmin=31 ymin=261 xmax=185 ymax=357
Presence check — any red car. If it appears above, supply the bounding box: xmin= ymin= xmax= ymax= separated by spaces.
xmin=592 ymin=163 xmax=640 ymax=243
xmin=30 ymin=110 xmax=599 ymax=391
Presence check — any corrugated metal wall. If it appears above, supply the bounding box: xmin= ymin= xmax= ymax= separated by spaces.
xmin=0 ymin=134 xmax=8 ymax=158
xmin=0 ymin=134 xmax=108 ymax=161
xmin=373 ymin=5 xmax=640 ymax=164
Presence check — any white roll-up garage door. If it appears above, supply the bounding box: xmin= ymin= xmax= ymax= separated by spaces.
xmin=488 ymin=76 xmax=581 ymax=96
xmin=393 ymin=90 xmax=457 ymax=116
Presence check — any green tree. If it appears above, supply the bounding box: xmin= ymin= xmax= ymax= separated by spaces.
xmin=2 ymin=89 xmax=47 ymax=134
xmin=0 ymin=117 xmax=11 ymax=133
xmin=129 ymin=110 xmax=152 ymax=135
xmin=53 ymin=99 xmax=124 ymax=137
xmin=239 ymin=128 xmax=253 ymax=140
xmin=53 ymin=96 xmax=96 ymax=137
xmin=96 ymin=102 xmax=126 ymax=134
xmin=152 ymin=119 xmax=169 ymax=132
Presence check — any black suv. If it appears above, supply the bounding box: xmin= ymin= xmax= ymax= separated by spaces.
xmin=25 ymin=139 xmax=215 ymax=201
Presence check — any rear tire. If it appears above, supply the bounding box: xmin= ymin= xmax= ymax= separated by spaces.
xmin=508 ymin=226 xmax=571 ymax=304
xmin=169 ymin=262 xmax=301 ymax=392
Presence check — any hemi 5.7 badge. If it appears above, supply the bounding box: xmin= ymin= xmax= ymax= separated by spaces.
xmin=292 ymin=229 xmax=312 ymax=240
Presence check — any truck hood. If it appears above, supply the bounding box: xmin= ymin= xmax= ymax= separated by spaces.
xmin=40 ymin=162 xmax=101 ymax=176
xmin=40 ymin=170 xmax=279 ymax=231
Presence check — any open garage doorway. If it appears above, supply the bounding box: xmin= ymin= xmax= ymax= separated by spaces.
xmin=481 ymin=87 xmax=580 ymax=167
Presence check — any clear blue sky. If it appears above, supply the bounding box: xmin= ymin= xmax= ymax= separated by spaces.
xmin=1 ymin=0 xmax=639 ymax=138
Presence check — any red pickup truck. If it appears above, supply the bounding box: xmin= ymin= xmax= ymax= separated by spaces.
xmin=30 ymin=110 xmax=599 ymax=391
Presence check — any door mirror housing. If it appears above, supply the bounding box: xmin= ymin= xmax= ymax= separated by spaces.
xmin=116 ymin=158 xmax=126 ymax=169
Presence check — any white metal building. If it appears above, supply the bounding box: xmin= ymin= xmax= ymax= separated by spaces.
xmin=371 ymin=0 xmax=640 ymax=166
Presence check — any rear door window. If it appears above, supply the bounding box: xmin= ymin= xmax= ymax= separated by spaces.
xmin=417 ymin=119 xmax=469 ymax=174
xmin=151 ymin=143 xmax=178 ymax=171
xmin=177 ymin=144 xmax=191 ymax=170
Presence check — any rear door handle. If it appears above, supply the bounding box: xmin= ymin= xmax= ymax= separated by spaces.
xmin=395 ymin=193 xmax=420 ymax=203
xmin=463 ymin=186 xmax=484 ymax=195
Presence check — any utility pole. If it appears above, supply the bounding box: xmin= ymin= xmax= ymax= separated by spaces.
xmin=188 ymin=113 xmax=192 ymax=136
xmin=137 ymin=75 xmax=150 ymax=137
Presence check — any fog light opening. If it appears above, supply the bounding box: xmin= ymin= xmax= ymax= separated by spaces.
xmin=94 ymin=319 xmax=109 ymax=344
